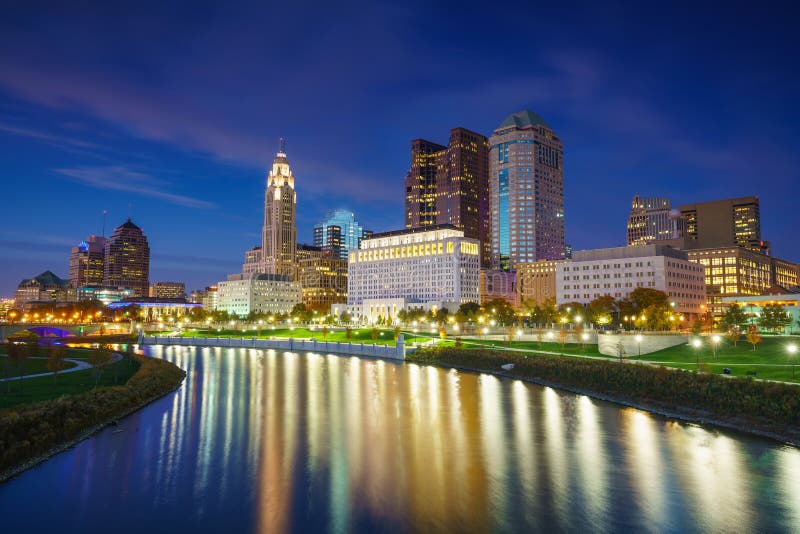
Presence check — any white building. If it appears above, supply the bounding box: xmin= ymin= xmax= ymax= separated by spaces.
xmin=556 ymin=244 xmax=705 ymax=315
xmin=217 ymin=273 xmax=302 ymax=317
xmin=344 ymin=225 xmax=480 ymax=322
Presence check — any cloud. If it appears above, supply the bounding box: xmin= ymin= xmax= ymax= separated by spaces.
xmin=0 ymin=121 xmax=98 ymax=149
xmin=54 ymin=166 xmax=216 ymax=209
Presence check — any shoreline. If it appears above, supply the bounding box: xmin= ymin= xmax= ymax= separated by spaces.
xmin=0 ymin=352 xmax=186 ymax=483
xmin=406 ymin=352 xmax=800 ymax=448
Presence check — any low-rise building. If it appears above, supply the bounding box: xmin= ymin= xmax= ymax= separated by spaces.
xmin=345 ymin=225 xmax=480 ymax=322
xmin=721 ymin=293 xmax=799 ymax=332
xmin=297 ymin=252 xmax=347 ymax=312
xmin=77 ymin=285 xmax=134 ymax=305
xmin=557 ymin=245 xmax=706 ymax=315
xmin=516 ymin=260 xmax=564 ymax=307
xmin=480 ymin=269 xmax=517 ymax=307
xmin=106 ymin=297 xmax=201 ymax=322
xmin=14 ymin=271 xmax=76 ymax=311
xmin=217 ymin=273 xmax=302 ymax=318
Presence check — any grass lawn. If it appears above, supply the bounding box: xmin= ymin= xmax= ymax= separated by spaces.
xmin=168 ymin=327 xmax=400 ymax=345
xmin=0 ymin=353 xmax=141 ymax=409
xmin=0 ymin=354 xmax=78 ymax=376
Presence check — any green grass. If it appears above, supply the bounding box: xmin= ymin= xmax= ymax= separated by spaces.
xmin=0 ymin=354 xmax=78 ymax=376
xmin=0 ymin=353 xmax=140 ymax=409
xmin=167 ymin=327 xmax=400 ymax=345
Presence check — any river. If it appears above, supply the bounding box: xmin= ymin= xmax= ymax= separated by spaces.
xmin=1 ymin=345 xmax=798 ymax=533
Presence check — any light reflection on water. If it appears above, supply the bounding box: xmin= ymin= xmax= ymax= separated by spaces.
xmin=0 ymin=345 xmax=798 ymax=533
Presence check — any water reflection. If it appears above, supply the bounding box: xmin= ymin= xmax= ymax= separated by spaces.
xmin=0 ymin=346 xmax=798 ymax=534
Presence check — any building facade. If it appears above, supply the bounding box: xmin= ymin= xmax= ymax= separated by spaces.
xmin=69 ymin=235 xmax=107 ymax=288
xmin=721 ymin=294 xmax=800 ymax=333
xmin=679 ymin=196 xmax=768 ymax=253
xmin=480 ymin=269 xmax=518 ymax=307
xmin=14 ymin=271 xmax=75 ymax=311
xmin=489 ymin=110 xmax=565 ymax=269
xmin=313 ymin=209 xmax=371 ymax=260
xmin=149 ymin=281 xmax=186 ymax=299
xmin=217 ymin=272 xmax=302 ymax=317
xmin=404 ymin=128 xmax=490 ymax=266
xmin=244 ymin=139 xmax=297 ymax=277
xmin=297 ymin=252 xmax=348 ymax=312
xmin=77 ymin=286 xmax=134 ymax=305
xmin=103 ymin=218 xmax=150 ymax=296
xmin=626 ymin=195 xmax=684 ymax=246
xmin=557 ymin=245 xmax=706 ymax=315
xmin=346 ymin=225 xmax=480 ymax=321
xmin=516 ymin=260 xmax=563 ymax=307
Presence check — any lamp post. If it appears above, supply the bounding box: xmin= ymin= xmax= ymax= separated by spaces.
xmin=692 ymin=338 xmax=702 ymax=369
xmin=788 ymin=344 xmax=798 ymax=380
xmin=711 ymin=334 xmax=721 ymax=359
xmin=635 ymin=334 xmax=643 ymax=356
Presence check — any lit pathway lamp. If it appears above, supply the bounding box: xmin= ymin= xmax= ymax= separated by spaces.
xmin=711 ymin=334 xmax=721 ymax=359
xmin=635 ymin=334 xmax=643 ymax=356
xmin=788 ymin=344 xmax=798 ymax=380
xmin=692 ymin=338 xmax=702 ymax=369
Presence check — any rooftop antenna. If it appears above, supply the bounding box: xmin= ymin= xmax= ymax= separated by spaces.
xmin=279 ymin=137 xmax=286 ymax=154
xmin=128 ymin=202 xmax=132 ymax=221
xmin=102 ymin=209 xmax=107 ymax=237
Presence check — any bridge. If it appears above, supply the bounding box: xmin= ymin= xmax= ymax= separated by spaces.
xmin=0 ymin=323 xmax=130 ymax=341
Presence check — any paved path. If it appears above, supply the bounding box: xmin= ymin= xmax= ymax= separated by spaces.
xmin=0 ymin=352 xmax=122 ymax=382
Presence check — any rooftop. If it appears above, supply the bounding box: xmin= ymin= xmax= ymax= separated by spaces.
xmin=497 ymin=109 xmax=549 ymax=131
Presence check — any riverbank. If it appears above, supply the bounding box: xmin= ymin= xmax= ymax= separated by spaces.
xmin=408 ymin=346 xmax=800 ymax=447
xmin=0 ymin=351 xmax=186 ymax=482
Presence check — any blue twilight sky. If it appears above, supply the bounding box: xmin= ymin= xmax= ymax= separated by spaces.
xmin=1 ymin=0 xmax=799 ymax=296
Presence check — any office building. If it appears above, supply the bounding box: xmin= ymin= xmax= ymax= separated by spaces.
xmin=480 ymin=269 xmax=518 ymax=307
xmin=516 ymin=260 xmax=564 ymax=307
xmin=14 ymin=271 xmax=75 ymax=311
xmin=189 ymin=286 xmax=218 ymax=310
xmin=405 ymin=128 xmax=490 ymax=266
xmin=106 ymin=297 xmax=201 ymax=322
xmin=217 ymin=272 xmax=302 ymax=317
xmin=69 ymin=235 xmax=107 ymax=288
xmin=103 ymin=218 xmax=150 ymax=296
xmin=149 ymin=281 xmax=186 ymax=299
xmin=679 ymin=196 xmax=768 ymax=253
xmin=244 ymin=139 xmax=297 ymax=276
xmin=489 ymin=110 xmax=565 ymax=269
xmin=345 ymin=225 xmax=480 ymax=322
xmin=626 ymin=195 xmax=685 ymax=246
xmin=721 ymin=293 xmax=800 ymax=332
xmin=557 ymin=245 xmax=706 ymax=315
xmin=297 ymin=252 xmax=348 ymax=312
xmin=77 ymin=286 xmax=134 ymax=305
xmin=313 ymin=209 xmax=372 ymax=260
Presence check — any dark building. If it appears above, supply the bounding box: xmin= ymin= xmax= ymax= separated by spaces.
xmin=679 ymin=196 xmax=769 ymax=254
xmin=404 ymin=128 xmax=490 ymax=266
xmin=103 ymin=218 xmax=150 ymax=297
xmin=69 ymin=235 xmax=107 ymax=288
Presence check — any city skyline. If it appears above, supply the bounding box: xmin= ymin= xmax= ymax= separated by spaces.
xmin=1 ymin=2 xmax=799 ymax=295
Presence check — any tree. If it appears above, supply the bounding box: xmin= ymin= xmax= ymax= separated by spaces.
xmin=6 ymin=340 xmax=31 ymax=395
xmin=505 ymin=326 xmax=517 ymax=346
xmin=720 ymin=304 xmax=748 ymax=333
xmin=746 ymin=325 xmax=762 ymax=351
xmin=393 ymin=326 xmax=401 ymax=342
xmin=535 ymin=327 xmax=545 ymax=348
xmin=290 ymin=303 xmax=313 ymax=323
xmin=340 ymin=311 xmax=352 ymax=324
xmin=557 ymin=329 xmax=568 ymax=349
xmin=589 ymin=295 xmax=617 ymax=326
xmin=370 ymin=327 xmax=379 ymax=341
xmin=345 ymin=327 xmax=353 ymax=340
xmin=725 ymin=329 xmax=741 ymax=347
xmin=321 ymin=326 xmax=329 ymax=340
xmin=90 ymin=347 xmax=113 ymax=386
xmin=458 ymin=302 xmax=481 ymax=317
xmin=46 ymin=345 xmax=68 ymax=384
xmin=483 ymin=299 xmax=517 ymax=326
xmin=759 ymin=304 xmax=791 ymax=333
xmin=439 ymin=327 xmax=447 ymax=340
xmin=629 ymin=288 xmax=669 ymax=311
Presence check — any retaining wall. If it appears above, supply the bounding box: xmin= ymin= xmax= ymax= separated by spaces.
xmin=598 ymin=333 xmax=687 ymax=357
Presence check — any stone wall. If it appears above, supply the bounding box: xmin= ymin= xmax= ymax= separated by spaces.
xmin=598 ymin=333 xmax=687 ymax=357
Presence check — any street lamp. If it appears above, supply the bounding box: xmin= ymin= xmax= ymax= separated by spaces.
xmin=692 ymin=338 xmax=702 ymax=369
xmin=635 ymin=334 xmax=643 ymax=356
xmin=788 ymin=344 xmax=798 ymax=380
xmin=711 ymin=334 xmax=721 ymax=359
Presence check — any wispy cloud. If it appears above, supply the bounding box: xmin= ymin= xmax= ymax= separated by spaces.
xmin=54 ymin=166 xmax=216 ymax=209
xmin=0 ymin=121 xmax=98 ymax=149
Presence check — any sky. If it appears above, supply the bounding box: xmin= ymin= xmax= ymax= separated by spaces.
xmin=1 ymin=0 xmax=798 ymax=296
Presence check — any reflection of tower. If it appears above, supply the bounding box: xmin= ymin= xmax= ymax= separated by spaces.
xmin=261 ymin=139 xmax=297 ymax=277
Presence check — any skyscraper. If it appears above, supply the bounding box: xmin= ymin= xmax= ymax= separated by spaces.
xmin=103 ymin=218 xmax=150 ymax=296
xmin=626 ymin=195 xmax=685 ymax=246
xmin=244 ymin=139 xmax=297 ymax=276
xmin=313 ymin=209 xmax=371 ymax=260
xmin=404 ymin=128 xmax=490 ymax=266
xmin=69 ymin=234 xmax=107 ymax=288
xmin=489 ymin=110 xmax=565 ymax=270
xmin=679 ymin=196 xmax=768 ymax=253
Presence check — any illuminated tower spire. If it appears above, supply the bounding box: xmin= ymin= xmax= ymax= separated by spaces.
xmin=261 ymin=138 xmax=297 ymax=277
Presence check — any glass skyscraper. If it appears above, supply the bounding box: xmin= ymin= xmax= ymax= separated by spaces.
xmin=313 ymin=209 xmax=371 ymax=260
xmin=489 ymin=110 xmax=565 ymax=270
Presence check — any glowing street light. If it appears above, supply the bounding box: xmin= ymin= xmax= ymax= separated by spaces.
xmin=692 ymin=338 xmax=702 ymax=369
xmin=711 ymin=334 xmax=721 ymax=358
xmin=788 ymin=344 xmax=798 ymax=380
xmin=635 ymin=334 xmax=643 ymax=356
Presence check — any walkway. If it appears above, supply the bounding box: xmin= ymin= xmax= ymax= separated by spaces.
xmin=0 ymin=353 xmax=122 ymax=382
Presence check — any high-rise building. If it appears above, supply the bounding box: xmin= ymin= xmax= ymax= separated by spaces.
xmin=149 ymin=281 xmax=186 ymax=299
xmin=313 ymin=209 xmax=371 ymax=260
xmin=626 ymin=195 xmax=685 ymax=246
xmin=404 ymin=128 xmax=490 ymax=266
xmin=103 ymin=218 xmax=150 ymax=297
xmin=679 ymin=196 xmax=768 ymax=253
xmin=244 ymin=139 xmax=297 ymax=276
xmin=346 ymin=225 xmax=480 ymax=322
xmin=69 ymin=235 xmax=107 ymax=288
xmin=489 ymin=110 xmax=565 ymax=270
